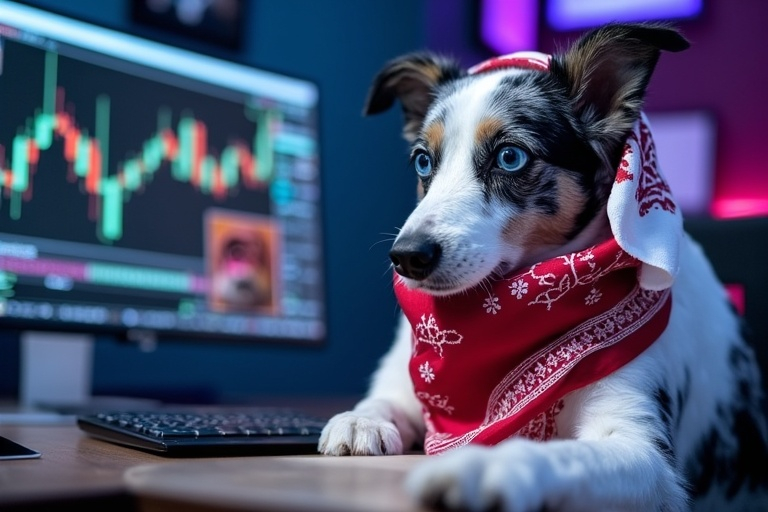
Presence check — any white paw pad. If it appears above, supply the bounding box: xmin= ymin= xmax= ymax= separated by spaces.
xmin=318 ymin=412 xmax=403 ymax=456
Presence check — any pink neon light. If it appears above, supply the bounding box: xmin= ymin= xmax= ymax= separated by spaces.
xmin=724 ymin=284 xmax=745 ymax=316
xmin=480 ymin=0 xmax=538 ymax=54
xmin=711 ymin=198 xmax=768 ymax=219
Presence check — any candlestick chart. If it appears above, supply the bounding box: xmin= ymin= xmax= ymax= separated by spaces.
xmin=0 ymin=44 xmax=282 ymax=246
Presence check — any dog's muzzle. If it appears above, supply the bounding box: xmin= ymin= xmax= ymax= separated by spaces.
xmin=390 ymin=235 xmax=442 ymax=281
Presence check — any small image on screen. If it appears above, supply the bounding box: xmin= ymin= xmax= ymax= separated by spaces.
xmin=206 ymin=209 xmax=281 ymax=315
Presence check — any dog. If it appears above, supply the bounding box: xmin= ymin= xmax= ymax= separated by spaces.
xmin=211 ymin=230 xmax=272 ymax=310
xmin=318 ymin=22 xmax=768 ymax=512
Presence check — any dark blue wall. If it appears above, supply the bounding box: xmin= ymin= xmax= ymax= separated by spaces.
xmin=2 ymin=0 xmax=428 ymax=402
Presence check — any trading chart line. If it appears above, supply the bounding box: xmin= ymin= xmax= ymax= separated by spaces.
xmin=1 ymin=51 xmax=277 ymax=242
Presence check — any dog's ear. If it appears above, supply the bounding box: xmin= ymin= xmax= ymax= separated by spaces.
xmin=363 ymin=52 xmax=464 ymax=142
xmin=551 ymin=23 xmax=689 ymax=158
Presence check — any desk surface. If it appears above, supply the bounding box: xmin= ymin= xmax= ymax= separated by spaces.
xmin=0 ymin=423 xmax=429 ymax=512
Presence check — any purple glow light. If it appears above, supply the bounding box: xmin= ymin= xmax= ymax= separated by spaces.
xmin=547 ymin=0 xmax=703 ymax=31
xmin=646 ymin=111 xmax=716 ymax=215
xmin=480 ymin=0 xmax=539 ymax=54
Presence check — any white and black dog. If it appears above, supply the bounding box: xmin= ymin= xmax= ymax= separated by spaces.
xmin=319 ymin=23 xmax=768 ymax=512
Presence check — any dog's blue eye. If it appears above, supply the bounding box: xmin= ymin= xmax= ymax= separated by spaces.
xmin=412 ymin=152 xmax=433 ymax=177
xmin=496 ymin=146 xmax=528 ymax=172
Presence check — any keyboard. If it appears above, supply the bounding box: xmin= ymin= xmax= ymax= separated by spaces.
xmin=77 ymin=408 xmax=327 ymax=456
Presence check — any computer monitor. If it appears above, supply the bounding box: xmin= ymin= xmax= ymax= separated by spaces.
xmin=0 ymin=2 xmax=324 ymax=407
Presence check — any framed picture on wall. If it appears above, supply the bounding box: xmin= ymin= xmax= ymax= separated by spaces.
xmin=130 ymin=0 xmax=246 ymax=50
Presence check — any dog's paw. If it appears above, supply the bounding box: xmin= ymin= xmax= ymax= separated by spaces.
xmin=405 ymin=441 xmax=553 ymax=512
xmin=318 ymin=411 xmax=404 ymax=456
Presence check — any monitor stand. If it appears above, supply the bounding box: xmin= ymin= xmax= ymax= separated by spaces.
xmin=13 ymin=331 xmax=162 ymax=420
xmin=19 ymin=331 xmax=94 ymax=411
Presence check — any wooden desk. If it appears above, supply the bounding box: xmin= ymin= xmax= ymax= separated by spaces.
xmin=0 ymin=423 xmax=173 ymax=509
xmin=0 ymin=423 xmax=428 ymax=512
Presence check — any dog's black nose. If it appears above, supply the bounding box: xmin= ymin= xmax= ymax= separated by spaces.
xmin=389 ymin=238 xmax=441 ymax=281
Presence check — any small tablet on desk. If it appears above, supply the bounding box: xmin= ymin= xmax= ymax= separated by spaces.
xmin=0 ymin=435 xmax=42 ymax=460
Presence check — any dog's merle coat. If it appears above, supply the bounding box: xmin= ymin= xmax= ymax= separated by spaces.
xmin=319 ymin=23 xmax=768 ymax=511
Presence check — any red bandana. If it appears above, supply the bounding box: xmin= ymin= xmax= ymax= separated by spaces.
xmin=396 ymin=238 xmax=672 ymax=454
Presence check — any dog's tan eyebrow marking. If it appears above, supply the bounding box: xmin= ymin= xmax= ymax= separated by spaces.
xmin=423 ymin=122 xmax=444 ymax=153
xmin=475 ymin=117 xmax=504 ymax=145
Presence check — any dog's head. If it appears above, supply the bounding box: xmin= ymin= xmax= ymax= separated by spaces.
xmin=212 ymin=232 xmax=272 ymax=309
xmin=367 ymin=23 xmax=689 ymax=296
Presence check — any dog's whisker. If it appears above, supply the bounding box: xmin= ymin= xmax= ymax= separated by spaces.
xmin=478 ymin=277 xmax=494 ymax=298
xmin=380 ymin=261 xmax=396 ymax=279
xmin=369 ymin=237 xmax=397 ymax=251
xmin=369 ymin=231 xmax=400 ymax=251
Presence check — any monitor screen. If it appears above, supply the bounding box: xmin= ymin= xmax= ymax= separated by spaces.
xmin=0 ymin=2 xmax=325 ymax=345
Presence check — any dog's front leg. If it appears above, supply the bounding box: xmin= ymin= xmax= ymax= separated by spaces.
xmin=404 ymin=375 xmax=689 ymax=512
xmin=319 ymin=314 xmax=425 ymax=455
